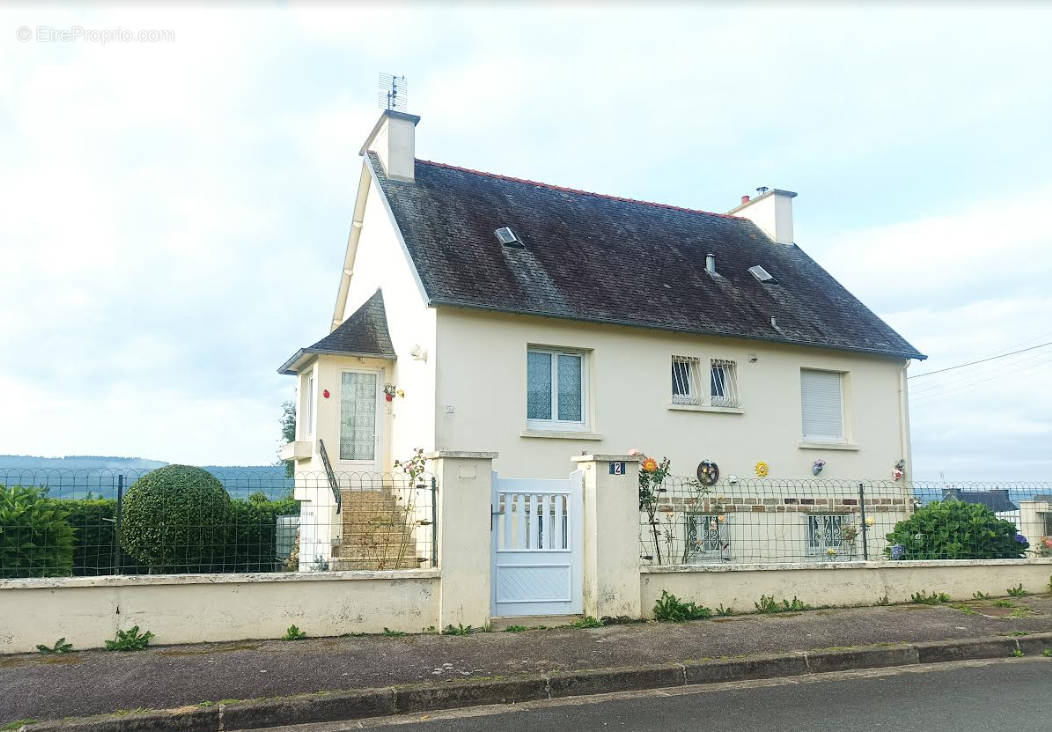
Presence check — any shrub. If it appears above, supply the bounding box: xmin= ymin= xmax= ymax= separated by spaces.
xmin=754 ymin=594 xmax=812 ymax=613
xmin=119 ymin=466 xmax=232 ymax=572
xmin=52 ymin=498 xmax=147 ymax=576
xmin=0 ymin=485 xmax=74 ymax=578
xmin=653 ymin=590 xmax=713 ymax=621
xmin=223 ymin=493 xmax=297 ymax=572
xmin=282 ymin=624 xmax=306 ymax=641
xmin=105 ymin=626 xmax=153 ymax=651
xmin=885 ymin=500 xmax=1027 ymax=560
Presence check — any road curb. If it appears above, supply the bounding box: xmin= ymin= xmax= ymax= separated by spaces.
xmin=20 ymin=632 xmax=1052 ymax=732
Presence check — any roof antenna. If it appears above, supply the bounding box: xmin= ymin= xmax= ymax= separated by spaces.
xmin=756 ymin=186 xmax=770 ymax=195
xmin=378 ymin=73 xmax=407 ymax=112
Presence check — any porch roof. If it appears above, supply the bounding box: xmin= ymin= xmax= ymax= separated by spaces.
xmin=278 ymin=289 xmax=396 ymax=375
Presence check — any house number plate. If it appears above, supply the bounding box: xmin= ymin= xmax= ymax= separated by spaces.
xmin=609 ymin=461 xmax=626 ymax=475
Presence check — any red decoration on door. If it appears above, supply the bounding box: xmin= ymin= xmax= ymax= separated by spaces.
xmin=322 ymin=389 xmax=330 ymax=399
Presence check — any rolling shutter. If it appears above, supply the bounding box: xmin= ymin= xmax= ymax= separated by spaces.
xmin=801 ymin=370 xmax=844 ymax=442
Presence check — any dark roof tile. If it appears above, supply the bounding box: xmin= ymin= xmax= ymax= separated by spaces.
xmin=370 ymin=154 xmax=924 ymax=360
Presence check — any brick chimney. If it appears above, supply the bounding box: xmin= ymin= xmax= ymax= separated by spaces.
xmin=360 ymin=109 xmax=420 ymax=182
xmin=728 ymin=188 xmax=797 ymax=245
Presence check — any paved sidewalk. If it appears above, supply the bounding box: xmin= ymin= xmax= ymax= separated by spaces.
xmin=3 ymin=595 xmax=1052 ymax=724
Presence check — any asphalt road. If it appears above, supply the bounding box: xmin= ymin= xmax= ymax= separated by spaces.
xmin=325 ymin=658 xmax=1052 ymax=731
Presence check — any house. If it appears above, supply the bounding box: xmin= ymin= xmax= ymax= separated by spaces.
xmin=278 ymin=109 xmax=925 ymax=568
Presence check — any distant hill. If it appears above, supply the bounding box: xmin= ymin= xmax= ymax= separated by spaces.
xmin=0 ymin=455 xmax=292 ymax=500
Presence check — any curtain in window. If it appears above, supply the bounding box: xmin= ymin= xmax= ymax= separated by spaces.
xmin=527 ymin=351 xmax=552 ymax=420
xmin=340 ymin=372 xmax=377 ymax=461
xmin=557 ymin=354 xmax=582 ymax=421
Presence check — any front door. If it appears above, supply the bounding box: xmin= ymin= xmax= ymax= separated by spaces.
xmin=491 ymin=471 xmax=584 ymax=617
xmin=338 ymin=369 xmax=381 ymax=473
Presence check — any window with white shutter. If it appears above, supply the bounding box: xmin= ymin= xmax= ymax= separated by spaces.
xmin=800 ymin=369 xmax=845 ymax=442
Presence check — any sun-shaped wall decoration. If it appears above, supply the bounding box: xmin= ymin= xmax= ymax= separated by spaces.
xmin=754 ymin=461 xmax=769 ymax=478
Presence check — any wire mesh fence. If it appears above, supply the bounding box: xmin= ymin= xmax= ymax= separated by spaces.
xmin=0 ymin=468 xmax=435 ymax=578
xmin=640 ymin=477 xmax=1052 ymax=566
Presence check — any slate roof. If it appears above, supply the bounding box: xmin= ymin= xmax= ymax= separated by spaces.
xmin=278 ymin=290 xmax=395 ymax=374
xmin=941 ymin=488 xmax=1019 ymax=513
xmin=369 ymin=153 xmax=925 ymax=360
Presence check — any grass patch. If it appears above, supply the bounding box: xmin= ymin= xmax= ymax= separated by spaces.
xmin=910 ymin=591 xmax=950 ymax=605
xmin=1007 ymin=584 xmax=1028 ymax=597
xmin=441 ymin=623 xmax=473 ymax=636
xmin=570 ymin=616 xmax=604 ymax=629
xmin=972 ymin=591 xmax=991 ymax=600
xmin=993 ymin=599 xmax=1015 ymax=608
xmin=382 ymin=628 xmax=408 ymax=637
xmin=949 ymin=603 xmax=979 ymax=616
xmin=504 ymin=625 xmax=528 ymax=633
xmin=105 ymin=626 xmax=154 ymax=652
xmin=654 ymin=591 xmax=713 ymax=621
xmin=754 ymin=595 xmax=812 ymax=614
xmin=1011 ymin=648 xmax=1024 ymax=657
xmin=281 ymin=625 xmax=306 ymax=641
xmin=2 ymin=720 xmax=36 ymax=731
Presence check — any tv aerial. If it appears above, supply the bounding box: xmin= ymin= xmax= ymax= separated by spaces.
xmin=378 ymin=73 xmax=407 ymax=112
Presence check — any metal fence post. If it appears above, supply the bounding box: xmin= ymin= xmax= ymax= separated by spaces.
xmin=858 ymin=482 xmax=869 ymax=561
xmin=114 ymin=474 xmax=124 ymax=574
xmin=430 ymin=476 xmax=438 ymax=569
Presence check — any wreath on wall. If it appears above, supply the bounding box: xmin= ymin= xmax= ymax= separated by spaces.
xmin=696 ymin=460 xmax=719 ymax=486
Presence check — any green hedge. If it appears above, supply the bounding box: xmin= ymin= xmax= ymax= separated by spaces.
xmin=52 ymin=498 xmax=148 ymax=576
xmin=885 ymin=500 xmax=1028 ymax=560
xmin=0 ymin=485 xmax=75 ymax=578
xmin=53 ymin=492 xmax=296 ymax=575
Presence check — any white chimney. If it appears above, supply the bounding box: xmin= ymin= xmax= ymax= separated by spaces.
xmin=728 ymin=188 xmax=797 ymax=244
xmin=359 ymin=109 xmax=420 ymax=182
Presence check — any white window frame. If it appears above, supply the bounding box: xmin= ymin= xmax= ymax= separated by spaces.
xmin=806 ymin=514 xmax=844 ymax=556
xmin=304 ymin=372 xmax=316 ymax=438
xmin=800 ymin=368 xmax=846 ymax=443
xmin=709 ymin=359 xmax=740 ymax=408
xmin=526 ymin=347 xmax=589 ymax=431
xmin=671 ymin=355 xmax=703 ymax=406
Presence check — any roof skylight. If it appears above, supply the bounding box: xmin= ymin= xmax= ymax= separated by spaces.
xmin=495 ymin=227 xmax=522 ymax=247
xmin=748 ymin=265 xmax=774 ymax=283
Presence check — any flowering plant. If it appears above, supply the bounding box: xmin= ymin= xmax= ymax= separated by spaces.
xmin=1036 ymin=537 xmax=1052 ymax=557
xmin=393 ymin=448 xmax=428 ymax=485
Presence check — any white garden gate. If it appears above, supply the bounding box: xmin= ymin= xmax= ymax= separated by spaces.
xmin=491 ymin=471 xmax=583 ymax=617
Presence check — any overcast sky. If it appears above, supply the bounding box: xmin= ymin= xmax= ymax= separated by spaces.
xmin=2 ymin=4 xmax=1050 ymax=480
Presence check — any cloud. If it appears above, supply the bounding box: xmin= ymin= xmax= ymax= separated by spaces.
xmin=1 ymin=3 xmax=1051 ymax=476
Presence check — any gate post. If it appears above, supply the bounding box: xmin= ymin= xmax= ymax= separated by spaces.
xmin=427 ymin=450 xmax=497 ymax=629
xmin=572 ymin=454 xmax=642 ymax=620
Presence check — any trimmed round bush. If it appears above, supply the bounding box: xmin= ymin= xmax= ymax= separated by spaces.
xmin=885 ymin=500 xmax=1028 ymax=560
xmin=119 ymin=465 xmax=231 ymax=571
xmin=0 ymin=485 xmax=75 ymax=578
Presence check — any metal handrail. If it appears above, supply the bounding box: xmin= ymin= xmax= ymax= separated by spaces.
xmin=318 ymin=439 xmax=342 ymax=514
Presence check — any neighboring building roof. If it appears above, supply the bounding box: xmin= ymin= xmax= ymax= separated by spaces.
xmin=278 ymin=289 xmax=395 ymax=374
xmin=941 ymin=488 xmax=1019 ymax=513
xmin=368 ymin=153 xmax=925 ymax=360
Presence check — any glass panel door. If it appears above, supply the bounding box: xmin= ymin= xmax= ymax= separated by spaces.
xmin=339 ymin=371 xmax=377 ymax=461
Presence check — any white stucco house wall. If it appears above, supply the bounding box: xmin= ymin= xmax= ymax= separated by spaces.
xmin=278 ymin=109 xmax=925 ymax=568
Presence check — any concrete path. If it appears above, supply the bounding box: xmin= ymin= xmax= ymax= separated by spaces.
xmin=3 ymin=595 xmax=1052 ymax=725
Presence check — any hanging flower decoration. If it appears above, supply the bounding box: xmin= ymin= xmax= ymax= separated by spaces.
xmin=754 ymin=461 xmax=769 ymax=478
xmin=865 ymin=516 xmax=875 ymax=527
xmin=892 ymin=468 xmax=904 ymax=481
xmin=811 ymin=458 xmax=826 ymax=476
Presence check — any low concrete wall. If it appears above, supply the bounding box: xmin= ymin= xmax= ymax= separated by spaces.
xmin=641 ymin=559 xmax=1052 ymax=616
xmin=0 ymin=570 xmax=440 ymax=654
